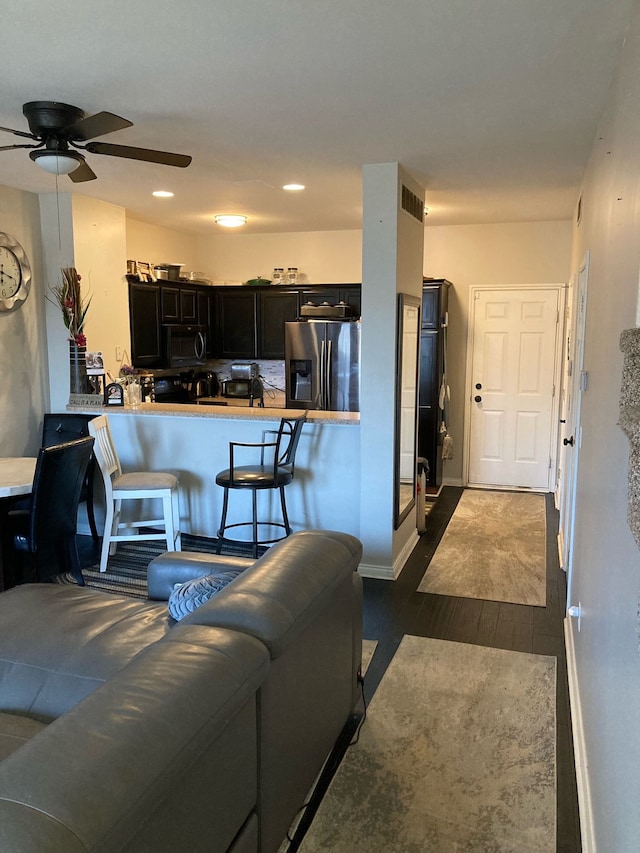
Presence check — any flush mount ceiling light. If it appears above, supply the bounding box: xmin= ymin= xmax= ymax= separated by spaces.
xmin=29 ymin=149 xmax=83 ymax=175
xmin=282 ymin=183 xmax=305 ymax=191
xmin=153 ymin=190 xmax=174 ymax=198
xmin=214 ymin=214 xmax=247 ymax=228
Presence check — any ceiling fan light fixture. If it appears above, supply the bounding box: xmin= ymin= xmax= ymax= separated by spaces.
xmin=153 ymin=190 xmax=174 ymax=198
xmin=282 ymin=183 xmax=305 ymax=191
xmin=29 ymin=149 xmax=83 ymax=175
xmin=214 ymin=214 xmax=247 ymax=228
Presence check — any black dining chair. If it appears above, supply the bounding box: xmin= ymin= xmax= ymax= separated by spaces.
xmin=6 ymin=437 xmax=94 ymax=587
xmin=215 ymin=412 xmax=308 ymax=558
xmin=42 ymin=413 xmax=98 ymax=541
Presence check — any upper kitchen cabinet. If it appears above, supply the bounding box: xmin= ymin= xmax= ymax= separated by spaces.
xmin=258 ymin=289 xmax=299 ymax=358
xmin=216 ymin=290 xmax=257 ymax=359
xmin=161 ymin=284 xmax=197 ymax=323
xmin=298 ymin=284 xmax=361 ymax=318
xmin=197 ymin=289 xmax=216 ymax=359
xmin=129 ymin=282 xmax=162 ymax=368
xmin=216 ymin=287 xmax=299 ymax=359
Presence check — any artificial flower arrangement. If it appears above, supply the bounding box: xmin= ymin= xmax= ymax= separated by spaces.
xmin=49 ymin=267 xmax=91 ymax=346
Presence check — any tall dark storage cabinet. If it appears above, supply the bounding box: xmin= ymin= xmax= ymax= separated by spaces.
xmin=418 ymin=279 xmax=451 ymax=490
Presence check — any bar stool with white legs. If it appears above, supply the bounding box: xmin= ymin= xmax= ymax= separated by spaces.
xmin=88 ymin=414 xmax=181 ymax=572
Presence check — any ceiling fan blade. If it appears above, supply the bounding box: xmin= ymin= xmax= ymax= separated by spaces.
xmin=66 ymin=111 xmax=133 ymax=141
xmin=69 ymin=159 xmax=98 ymax=182
xmin=0 ymin=125 xmax=35 ymax=140
xmin=85 ymin=140 xmax=192 ymax=168
xmin=0 ymin=143 xmax=37 ymax=151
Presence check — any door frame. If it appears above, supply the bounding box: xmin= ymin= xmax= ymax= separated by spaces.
xmin=557 ymin=253 xmax=589 ymax=603
xmin=463 ymin=283 xmax=566 ymax=491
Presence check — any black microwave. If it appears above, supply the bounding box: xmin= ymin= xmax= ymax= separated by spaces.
xmin=163 ymin=324 xmax=206 ymax=367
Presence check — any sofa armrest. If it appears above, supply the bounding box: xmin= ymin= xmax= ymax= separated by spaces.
xmin=147 ymin=552 xmax=256 ymax=600
xmin=182 ymin=530 xmax=363 ymax=656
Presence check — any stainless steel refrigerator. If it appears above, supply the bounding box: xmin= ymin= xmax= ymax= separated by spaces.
xmin=285 ymin=320 xmax=360 ymax=411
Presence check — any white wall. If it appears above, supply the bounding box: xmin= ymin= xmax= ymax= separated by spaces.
xmin=40 ymin=194 xmax=129 ymax=407
xmin=126 ymin=217 xmax=199 ymax=274
xmin=565 ymin=3 xmax=640 ymax=848
xmin=0 ymin=185 xmax=48 ymax=455
xmin=196 ymin=229 xmax=362 ymax=284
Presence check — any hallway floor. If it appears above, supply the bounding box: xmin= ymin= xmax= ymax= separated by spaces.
xmin=361 ymin=486 xmax=581 ymax=852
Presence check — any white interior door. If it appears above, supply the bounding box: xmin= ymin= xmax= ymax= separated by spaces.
xmin=467 ymin=288 xmax=560 ymax=489
xmin=558 ymin=255 xmax=589 ymax=596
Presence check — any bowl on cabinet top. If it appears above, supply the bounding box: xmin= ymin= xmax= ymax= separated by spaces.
xmin=244 ymin=276 xmax=272 ymax=286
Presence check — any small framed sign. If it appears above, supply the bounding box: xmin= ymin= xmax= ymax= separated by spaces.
xmin=105 ymin=382 xmax=125 ymax=406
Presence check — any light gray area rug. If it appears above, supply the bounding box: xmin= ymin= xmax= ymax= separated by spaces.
xmin=299 ymin=636 xmax=556 ymax=853
xmin=418 ymin=489 xmax=547 ymax=606
xmin=361 ymin=638 xmax=377 ymax=674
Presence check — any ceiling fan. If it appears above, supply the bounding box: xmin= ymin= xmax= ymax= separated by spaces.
xmin=0 ymin=101 xmax=192 ymax=182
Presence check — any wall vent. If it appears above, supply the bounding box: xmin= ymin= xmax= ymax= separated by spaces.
xmin=401 ymin=184 xmax=424 ymax=222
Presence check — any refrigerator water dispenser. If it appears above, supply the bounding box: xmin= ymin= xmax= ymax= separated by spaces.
xmin=289 ymin=359 xmax=312 ymax=402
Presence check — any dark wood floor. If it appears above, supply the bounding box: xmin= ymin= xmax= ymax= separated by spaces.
xmin=362 ymin=486 xmax=581 ymax=853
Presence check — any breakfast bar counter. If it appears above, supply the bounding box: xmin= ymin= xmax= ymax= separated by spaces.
xmin=68 ymin=401 xmax=361 ymax=543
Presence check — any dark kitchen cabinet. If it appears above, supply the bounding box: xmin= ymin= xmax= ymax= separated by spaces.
xmin=298 ymin=285 xmax=361 ymax=318
xmin=217 ymin=290 xmax=257 ymax=359
xmin=161 ymin=284 xmax=198 ymax=324
xmin=216 ymin=287 xmax=300 ymax=359
xmin=258 ymin=289 xmax=299 ymax=358
xmin=180 ymin=288 xmax=198 ymax=323
xmin=160 ymin=285 xmax=179 ymax=322
xmin=197 ymin=290 xmax=216 ymax=358
xmin=129 ymin=282 xmax=162 ymax=368
xmin=418 ymin=279 xmax=451 ymax=490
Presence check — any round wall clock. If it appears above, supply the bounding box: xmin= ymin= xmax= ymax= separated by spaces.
xmin=0 ymin=232 xmax=32 ymax=312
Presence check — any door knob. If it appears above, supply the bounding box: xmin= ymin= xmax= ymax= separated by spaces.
xmin=474 ymin=395 xmax=482 ymax=403
xmin=563 ymin=436 xmax=575 ymax=446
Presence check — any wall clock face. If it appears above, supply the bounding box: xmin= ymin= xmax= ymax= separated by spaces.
xmin=0 ymin=232 xmax=31 ymax=312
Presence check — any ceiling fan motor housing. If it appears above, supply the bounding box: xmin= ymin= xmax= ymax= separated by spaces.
xmin=22 ymin=101 xmax=85 ymax=138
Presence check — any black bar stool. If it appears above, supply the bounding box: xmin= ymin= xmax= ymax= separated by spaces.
xmin=215 ymin=413 xmax=308 ymax=557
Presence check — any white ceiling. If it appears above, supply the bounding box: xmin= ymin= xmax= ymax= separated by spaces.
xmin=0 ymin=0 xmax=635 ymax=235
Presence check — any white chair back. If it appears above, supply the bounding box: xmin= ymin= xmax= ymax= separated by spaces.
xmin=88 ymin=414 xmax=122 ymax=486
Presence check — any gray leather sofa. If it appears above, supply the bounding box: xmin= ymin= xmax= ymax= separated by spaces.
xmin=0 ymin=530 xmax=363 ymax=853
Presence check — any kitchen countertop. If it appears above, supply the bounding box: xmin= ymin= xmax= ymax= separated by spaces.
xmin=68 ymin=401 xmax=359 ymax=425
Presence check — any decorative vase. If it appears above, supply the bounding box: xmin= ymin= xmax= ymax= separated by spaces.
xmin=69 ymin=341 xmax=89 ymax=395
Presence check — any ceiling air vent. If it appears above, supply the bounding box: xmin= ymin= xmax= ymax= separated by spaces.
xmin=401 ymin=184 xmax=424 ymax=222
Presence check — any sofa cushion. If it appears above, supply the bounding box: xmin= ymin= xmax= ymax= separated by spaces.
xmin=168 ymin=570 xmax=246 ymax=621
xmin=0 ymin=712 xmax=47 ymax=762
xmin=0 ymin=584 xmax=171 ymax=722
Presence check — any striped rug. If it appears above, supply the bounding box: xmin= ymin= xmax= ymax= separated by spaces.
xmin=55 ymin=535 xmax=264 ymax=599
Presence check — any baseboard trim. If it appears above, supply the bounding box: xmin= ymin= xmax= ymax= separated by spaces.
xmin=564 ymin=617 xmax=596 ymax=853
xmin=357 ymin=563 xmax=395 ymax=580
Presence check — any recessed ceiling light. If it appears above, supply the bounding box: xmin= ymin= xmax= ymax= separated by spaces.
xmin=214 ymin=214 xmax=248 ymax=228
xmin=282 ymin=183 xmax=305 ymax=191
xmin=153 ymin=190 xmax=174 ymax=198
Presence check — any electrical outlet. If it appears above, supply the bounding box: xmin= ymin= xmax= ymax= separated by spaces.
xmin=115 ymin=346 xmax=122 ymax=361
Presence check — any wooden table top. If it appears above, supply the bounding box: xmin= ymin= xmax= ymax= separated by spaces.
xmin=0 ymin=457 xmax=37 ymax=498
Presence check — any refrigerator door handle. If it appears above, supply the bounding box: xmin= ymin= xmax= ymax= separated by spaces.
xmin=326 ymin=339 xmax=332 ymax=410
xmin=320 ymin=339 xmax=326 ymax=409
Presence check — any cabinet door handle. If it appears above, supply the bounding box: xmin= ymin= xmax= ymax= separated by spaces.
xmin=474 ymin=395 xmax=482 ymax=403
xmin=563 ymin=435 xmax=575 ymax=447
